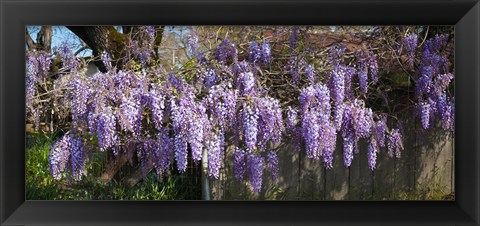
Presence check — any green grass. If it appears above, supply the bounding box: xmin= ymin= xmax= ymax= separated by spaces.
xmin=26 ymin=133 xmax=201 ymax=200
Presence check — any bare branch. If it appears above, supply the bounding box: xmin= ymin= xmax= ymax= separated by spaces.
xmin=25 ymin=28 xmax=37 ymax=51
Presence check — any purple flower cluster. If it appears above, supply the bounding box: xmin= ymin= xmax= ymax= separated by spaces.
xmin=69 ymin=137 xmax=87 ymax=181
xmin=26 ymin=51 xmax=52 ymax=108
xmin=333 ymin=103 xmax=345 ymax=131
xmin=119 ymin=93 xmax=143 ymax=136
xmin=206 ymin=83 xmax=238 ymax=131
xmin=402 ymin=34 xmax=418 ymax=70
xmin=302 ymin=110 xmax=320 ymax=159
xmin=342 ymin=131 xmax=355 ymax=167
xmin=329 ymin=65 xmax=347 ymax=105
xmin=416 ymin=35 xmax=454 ymax=131
xmin=187 ymin=31 xmax=198 ymax=56
xmin=329 ymin=65 xmax=355 ymax=130
xmin=428 ymin=43 xmax=448 ymax=69
xmin=300 ymin=84 xmax=336 ymax=162
xmin=249 ymin=40 xmax=272 ymax=66
xmin=234 ymin=147 xmax=247 ymax=180
xmin=32 ymin=51 xmax=52 ymax=77
xmin=145 ymin=26 xmax=155 ymax=45
xmin=56 ymin=43 xmax=80 ymax=70
xmin=138 ymin=138 xmax=157 ymax=176
xmin=421 ymin=34 xmax=449 ymax=73
xmin=373 ymin=115 xmax=387 ymax=147
xmin=420 ymin=101 xmax=431 ymax=129
xmin=70 ymin=74 xmax=89 ymax=126
xmin=267 ymin=151 xmax=279 ymax=180
xmin=416 ymin=66 xmax=433 ymax=100
xmin=322 ymin=145 xmax=334 ymax=169
xmin=290 ymin=127 xmax=303 ymax=152
xmin=260 ymin=40 xmax=272 ymax=65
xmin=288 ymin=57 xmax=301 ymax=85
xmin=369 ymin=51 xmax=379 ymax=84
xmin=166 ymin=73 xmax=188 ymax=94
xmin=387 ymin=128 xmax=404 ymax=158
xmin=300 ymin=83 xmax=330 ymax=114
xmin=305 ymin=64 xmax=315 ymax=84
xmin=147 ymin=85 xmax=166 ymax=130
xmin=320 ymin=120 xmax=336 ymax=168
xmin=87 ymin=73 xmax=108 ymax=113
xmin=96 ymin=106 xmax=118 ymax=151
xmin=286 ymin=106 xmax=298 ymax=129
xmin=355 ymin=48 xmax=379 ymax=92
xmin=48 ymin=134 xmax=85 ymax=181
xmin=330 ymin=65 xmax=356 ymax=103
xmin=289 ymin=27 xmax=298 ymax=53
xmin=367 ymin=140 xmax=378 ymax=170
xmin=329 ymin=44 xmax=346 ymax=66
xmin=248 ymin=153 xmax=264 ymax=193
xmin=101 ymin=51 xmax=113 ymax=71
xmin=130 ymin=26 xmax=155 ymax=64
xmin=26 ymin=77 xmax=36 ymax=110
xmin=112 ymin=71 xmax=141 ymax=95
xmin=170 ymin=97 xmax=189 ymax=172
xmin=358 ymin=70 xmax=368 ymax=95
xmin=216 ymin=38 xmax=238 ymax=64
xmin=203 ymin=67 xmax=218 ymax=89
xmin=237 ymin=71 xmax=256 ymax=96
xmin=437 ymin=94 xmax=454 ymax=130
xmin=139 ymin=47 xmax=151 ymax=66
xmin=232 ymin=60 xmax=250 ymax=75
xmin=188 ymin=103 xmax=208 ymax=163
xmin=242 ymin=103 xmax=259 ymax=152
xmin=154 ymin=130 xmax=174 ymax=176
xmin=207 ymin=131 xmax=225 ymax=179
xmin=340 ymin=99 xmax=374 ymax=166
xmin=343 ymin=99 xmax=373 ymax=139
xmin=255 ymin=96 xmax=284 ymax=151
xmin=434 ymin=73 xmax=453 ymax=96
xmin=174 ymin=133 xmax=188 ymax=172
xmin=249 ymin=41 xmax=261 ymax=64
xmin=170 ymin=88 xmax=205 ymax=170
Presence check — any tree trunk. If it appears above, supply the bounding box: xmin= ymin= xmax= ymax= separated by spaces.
xmin=37 ymin=26 xmax=52 ymax=52
xmin=97 ymin=152 xmax=130 ymax=184
xmin=25 ymin=26 xmax=53 ymax=52
xmin=67 ymin=26 xmax=165 ymax=72
xmin=66 ymin=26 xmax=128 ymax=73
xmin=25 ymin=29 xmax=37 ymax=51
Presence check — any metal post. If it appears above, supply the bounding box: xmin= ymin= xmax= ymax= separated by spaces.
xmin=201 ymin=148 xmax=210 ymax=200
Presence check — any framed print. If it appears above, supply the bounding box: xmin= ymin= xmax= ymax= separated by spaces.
xmin=1 ymin=0 xmax=479 ymax=225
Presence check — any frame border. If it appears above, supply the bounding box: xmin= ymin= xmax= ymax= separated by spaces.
xmin=1 ymin=0 xmax=479 ymax=225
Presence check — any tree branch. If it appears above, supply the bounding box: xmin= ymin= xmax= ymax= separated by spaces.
xmin=25 ymin=28 xmax=37 ymax=51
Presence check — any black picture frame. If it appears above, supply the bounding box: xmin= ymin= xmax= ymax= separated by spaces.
xmin=1 ymin=0 xmax=479 ymax=225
